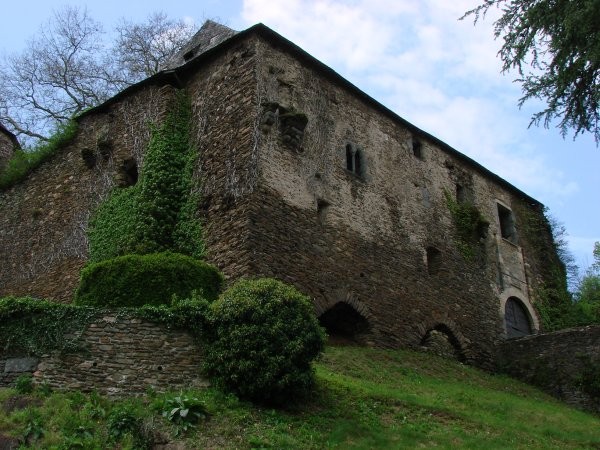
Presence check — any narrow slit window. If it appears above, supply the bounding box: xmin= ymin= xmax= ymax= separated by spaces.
xmin=497 ymin=203 xmax=517 ymax=244
xmin=354 ymin=149 xmax=362 ymax=177
xmin=412 ymin=138 xmax=423 ymax=160
xmin=346 ymin=144 xmax=354 ymax=171
xmin=317 ymin=199 xmax=330 ymax=225
xmin=426 ymin=246 xmax=442 ymax=275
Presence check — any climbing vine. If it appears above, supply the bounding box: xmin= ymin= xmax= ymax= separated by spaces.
xmin=87 ymin=91 xmax=203 ymax=262
xmin=0 ymin=297 xmax=97 ymax=355
xmin=0 ymin=296 xmax=212 ymax=356
xmin=514 ymin=203 xmax=573 ymax=331
xmin=444 ymin=191 xmax=489 ymax=260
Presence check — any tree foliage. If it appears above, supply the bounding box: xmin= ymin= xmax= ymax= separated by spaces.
xmin=463 ymin=0 xmax=600 ymax=142
xmin=0 ymin=7 xmax=194 ymax=143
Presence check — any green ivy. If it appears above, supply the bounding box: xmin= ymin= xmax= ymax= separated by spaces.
xmin=75 ymin=252 xmax=223 ymax=308
xmin=87 ymin=91 xmax=203 ymax=262
xmin=0 ymin=120 xmax=78 ymax=191
xmin=87 ymin=187 xmax=138 ymax=262
xmin=444 ymin=191 xmax=489 ymax=260
xmin=0 ymin=296 xmax=212 ymax=356
xmin=0 ymin=297 xmax=97 ymax=356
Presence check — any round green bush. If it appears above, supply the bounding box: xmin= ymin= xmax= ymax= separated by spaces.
xmin=74 ymin=252 xmax=223 ymax=307
xmin=203 ymin=278 xmax=326 ymax=404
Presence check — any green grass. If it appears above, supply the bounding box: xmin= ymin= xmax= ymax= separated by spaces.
xmin=1 ymin=346 xmax=599 ymax=449
xmin=0 ymin=120 xmax=78 ymax=191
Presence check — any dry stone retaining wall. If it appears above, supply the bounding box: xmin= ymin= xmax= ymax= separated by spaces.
xmin=495 ymin=325 xmax=600 ymax=413
xmin=0 ymin=313 xmax=207 ymax=395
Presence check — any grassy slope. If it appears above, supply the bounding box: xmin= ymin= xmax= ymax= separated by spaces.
xmin=1 ymin=346 xmax=599 ymax=449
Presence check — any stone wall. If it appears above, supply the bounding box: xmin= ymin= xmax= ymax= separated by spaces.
xmin=0 ymin=83 xmax=175 ymax=302
xmin=241 ymin=35 xmax=557 ymax=365
xmin=0 ymin=26 xmax=562 ymax=368
xmin=0 ymin=313 xmax=206 ymax=395
xmin=0 ymin=127 xmax=17 ymax=172
xmin=495 ymin=326 xmax=600 ymax=413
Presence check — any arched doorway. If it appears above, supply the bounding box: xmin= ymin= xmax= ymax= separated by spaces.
xmin=319 ymin=302 xmax=370 ymax=345
xmin=504 ymin=297 xmax=532 ymax=338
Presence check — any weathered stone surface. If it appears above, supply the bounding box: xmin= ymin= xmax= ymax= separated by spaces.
xmin=0 ymin=24 xmax=577 ymax=371
xmin=0 ymin=313 xmax=207 ymax=395
xmin=496 ymin=325 xmax=600 ymax=413
xmin=4 ymin=357 xmax=39 ymax=373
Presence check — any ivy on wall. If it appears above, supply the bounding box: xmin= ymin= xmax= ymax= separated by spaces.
xmin=514 ymin=203 xmax=573 ymax=331
xmin=0 ymin=296 xmax=210 ymax=357
xmin=0 ymin=297 xmax=97 ymax=356
xmin=87 ymin=90 xmax=203 ymax=262
xmin=444 ymin=191 xmax=489 ymax=261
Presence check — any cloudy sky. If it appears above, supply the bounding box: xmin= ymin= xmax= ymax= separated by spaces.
xmin=2 ymin=0 xmax=598 ymax=271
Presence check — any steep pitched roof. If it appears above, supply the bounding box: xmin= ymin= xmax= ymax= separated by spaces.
xmin=163 ymin=20 xmax=237 ymax=70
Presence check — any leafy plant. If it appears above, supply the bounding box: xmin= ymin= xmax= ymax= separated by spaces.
xmin=86 ymin=91 xmax=203 ymax=262
xmin=22 ymin=411 xmax=45 ymax=443
xmin=14 ymin=374 xmax=34 ymax=394
xmin=107 ymin=404 xmax=142 ymax=441
xmin=444 ymin=191 xmax=488 ymax=260
xmin=204 ymin=278 xmax=326 ymax=405
xmin=0 ymin=296 xmax=97 ymax=355
xmin=161 ymin=394 xmax=208 ymax=435
xmin=74 ymin=252 xmax=223 ymax=308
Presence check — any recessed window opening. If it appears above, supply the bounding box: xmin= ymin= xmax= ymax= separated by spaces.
xmin=426 ymin=246 xmax=442 ymax=275
xmin=345 ymin=143 xmax=364 ymax=177
xmin=354 ymin=149 xmax=362 ymax=176
xmin=456 ymin=184 xmax=467 ymax=203
xmin=346 ymin=144 xmax=354 ymax=171
xmin=497 ymin=203 xmax=516 ymax=243
xmin=121 ymin=158 xmax=138 ymax=186
xmin=317 ymin=198 xmax=330 ymax=225
xmin=412 ymin=138 xmax=423 ymax=159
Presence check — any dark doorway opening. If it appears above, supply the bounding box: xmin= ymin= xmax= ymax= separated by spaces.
xmin=319 ymin=302 xmax=370 ymax=345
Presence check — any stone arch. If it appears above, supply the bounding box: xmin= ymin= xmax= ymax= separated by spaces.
xmin=314 ymin=290 xmax=373 ymax=344
xmin=499 ymin=288 xmax=539 ymax=337
xmin=503 ymin=296 xmax=535 ymax=338
xmin=419 ymin=322 xmax=467 ymax=362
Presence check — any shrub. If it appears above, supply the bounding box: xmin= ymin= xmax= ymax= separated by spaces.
xmin=75 ymin=252 xmax=223 ymax=308
xmin=14 ymin=374 xmax=34 ymax=394
xmin=203 ymin=278 xmax=326 ymax=405
xmin=161 ymin=394 xmax=208 ymax=436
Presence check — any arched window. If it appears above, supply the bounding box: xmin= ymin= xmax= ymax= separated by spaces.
xmin=504 ymin=297 xmax=532 ymax=338
xmin=345 ymin=143 xmax=364 ymax=177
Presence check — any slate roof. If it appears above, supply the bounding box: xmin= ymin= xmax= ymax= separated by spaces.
xmin=163 ymin=20 xmax=237 ymax=70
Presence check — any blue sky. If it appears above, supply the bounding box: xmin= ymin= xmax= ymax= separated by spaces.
xmin=2 ymin=0 xmax=598 ymax=272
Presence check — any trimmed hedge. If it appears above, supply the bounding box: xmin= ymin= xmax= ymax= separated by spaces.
xmin=203 ymin=278 xmax=326 ymax=405
xmin=74 ymin=252 xmax=223 ymax=307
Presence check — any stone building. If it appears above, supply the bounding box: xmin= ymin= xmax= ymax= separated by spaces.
xmin=0 ymin=22 xmax=562 ymax=366
xmin=0 ymin=123 xmax=19 ymax=172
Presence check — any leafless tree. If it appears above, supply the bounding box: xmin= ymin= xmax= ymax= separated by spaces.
xmin=113 ymin=12 xmax=195 ymax=82
xmin=0 ymin=6 xmax=120 ymax=142
xmin=0 ymin=8 xmax=194 ymax=144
